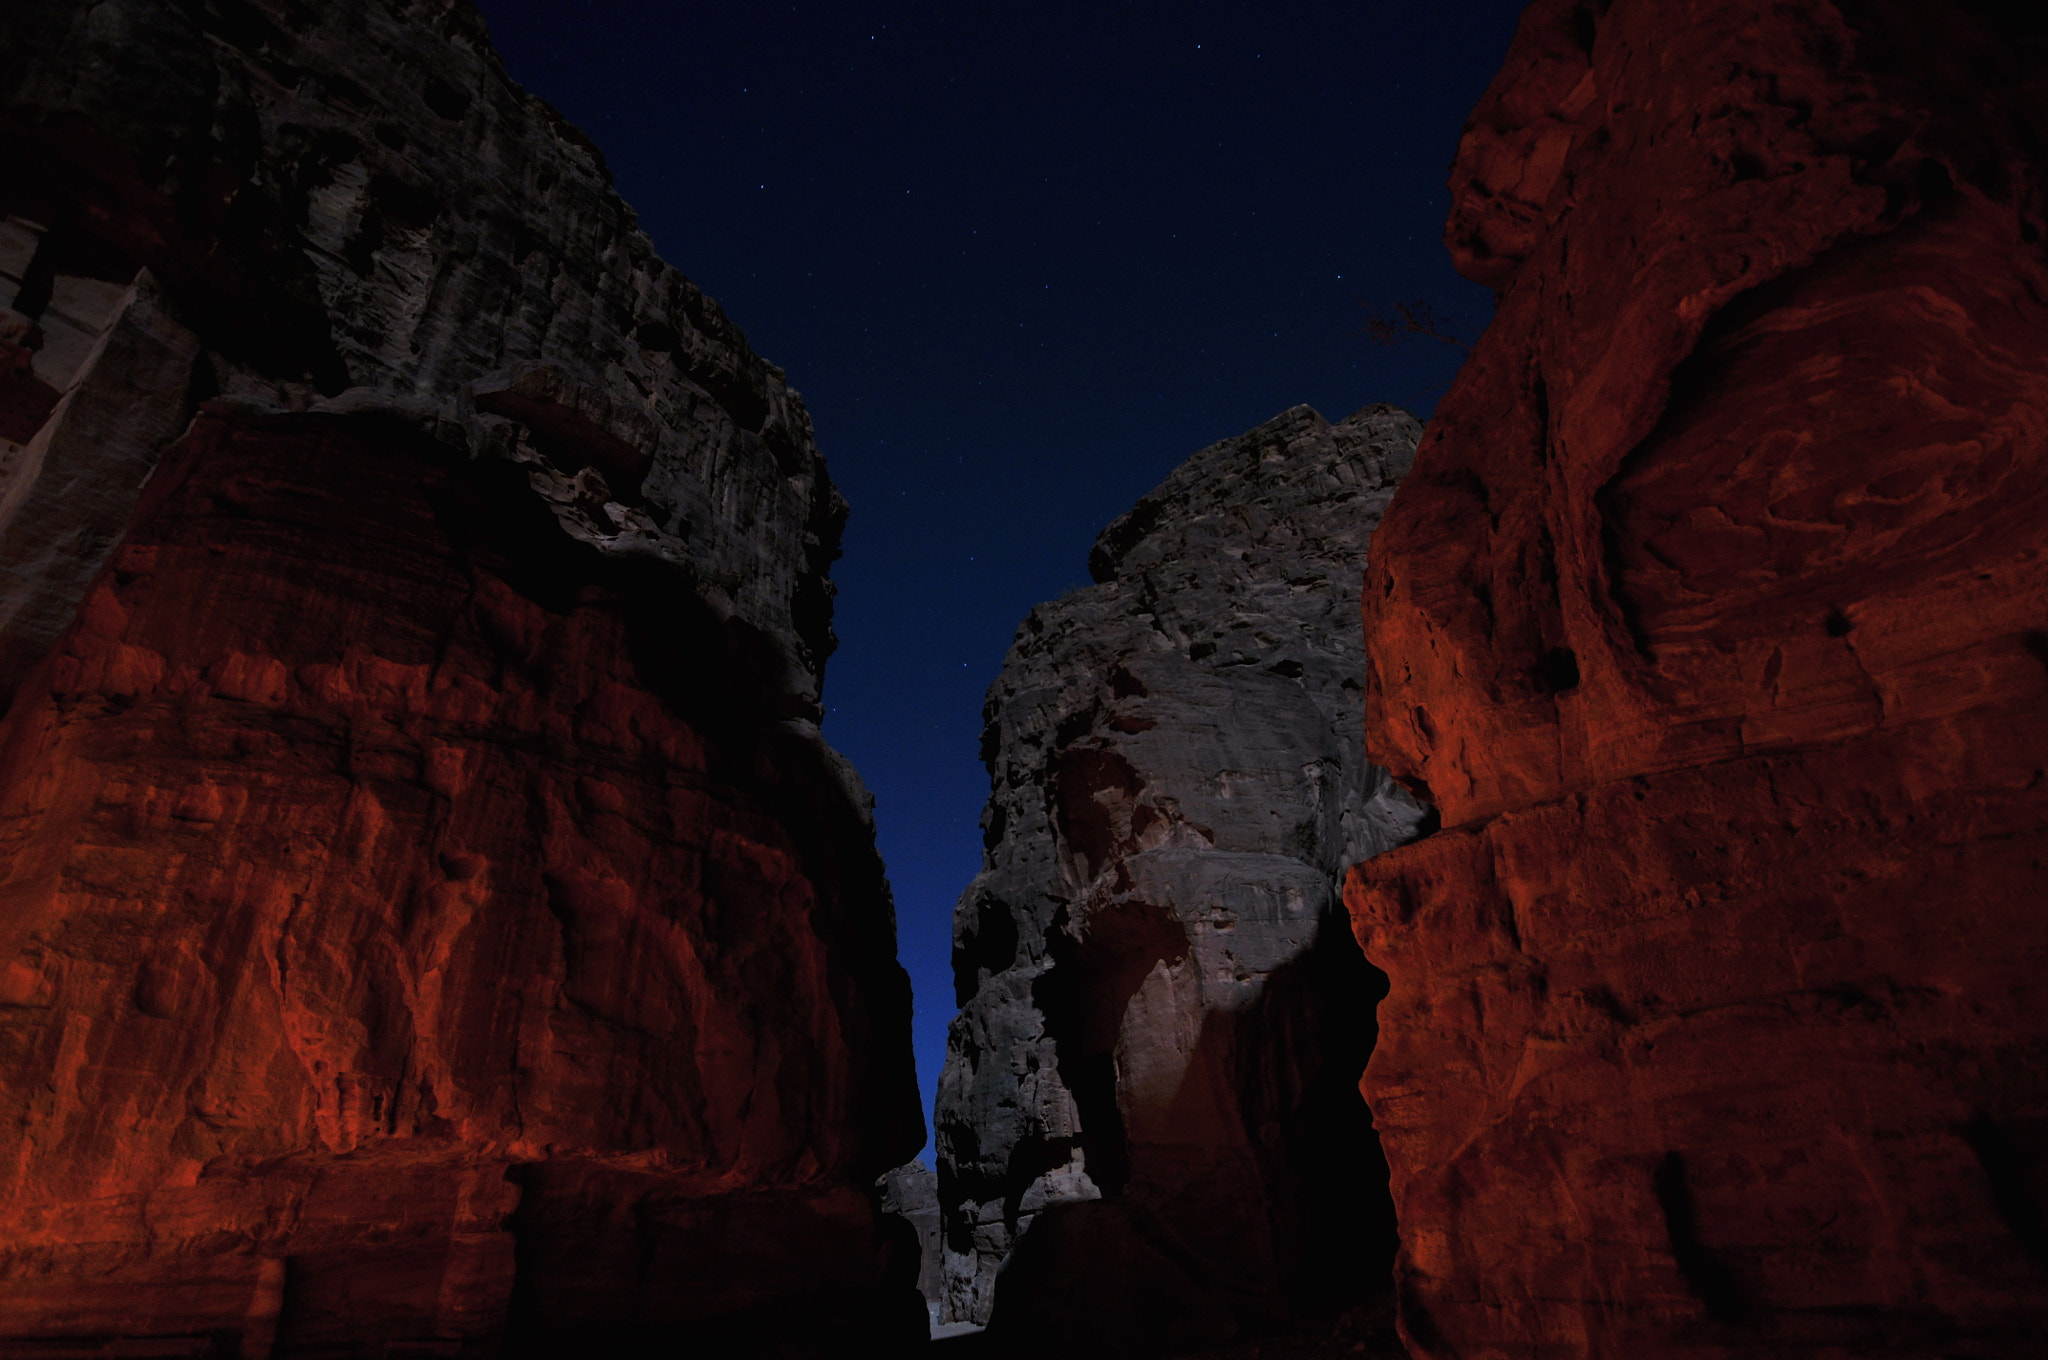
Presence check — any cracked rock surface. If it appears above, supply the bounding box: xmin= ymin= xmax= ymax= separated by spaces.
xmin=936 ymin=403 xmax=1427 ymax=1351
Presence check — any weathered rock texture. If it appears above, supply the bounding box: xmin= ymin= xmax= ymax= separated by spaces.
xmin=937 ymin=404 xmax=1428 ymax=1351
xmin=0 ymin=1 xmax=922 ymax=1354
xmin=1348 ymin=2 xmax=2048 ymax=1356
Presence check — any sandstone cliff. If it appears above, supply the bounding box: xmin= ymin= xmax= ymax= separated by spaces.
xmin=1350 ymin=1 xmax=2048 ymax=1356
xmin=0 ymin=1 xmax=923 ymax=1353
xmin=936 ymin=404 xmax=1428 ymax=1351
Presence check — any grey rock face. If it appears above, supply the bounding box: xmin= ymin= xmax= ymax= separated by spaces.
xmin=0 ymin=0 xmax=841 ymax=718
xmin=0 ymin=270 xmax=199 ymax=699
xmin=879 ymin=1159 xmax=944 ymax=1315
xmin=934 ymin=403 xmax=1428 ymax=1341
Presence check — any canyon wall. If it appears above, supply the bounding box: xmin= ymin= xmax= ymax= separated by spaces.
xmin=1350 ymin=1 xmax=2048 ymax=1356
xmin=0 ymin=1 xmax=924 ymax=1354
xmin=937 ymin=404 xmax=1428 ymax=1352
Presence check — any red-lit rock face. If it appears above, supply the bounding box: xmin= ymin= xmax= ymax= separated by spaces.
xmin=1350 ymin=1 xmax=2048 ymax=1355
xmin=0 ymin=408 xmax=919 ymax=1352
xmin=0 ymin=0 xmax=922 ymax=1352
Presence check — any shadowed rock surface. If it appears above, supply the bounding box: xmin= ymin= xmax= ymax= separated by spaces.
xmin=936 ymin=403 xmax=1427 ymax=1352
xmin=1350 ymin=0 xmax=2048 ymax=1356
xmin=0 ymin=1 xmax=922 ymax=1354
xmin=881 ymin=1159 xmax=944 ymax=1318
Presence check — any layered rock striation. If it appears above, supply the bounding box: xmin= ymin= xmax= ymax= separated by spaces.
xmin=0 ymin=1 xmax=922 ymax=1353
xmin=937 ymin=404 xmax=1428 ymax=1351
xmin=1350 ymin=1 xmax=2048 ymax=1356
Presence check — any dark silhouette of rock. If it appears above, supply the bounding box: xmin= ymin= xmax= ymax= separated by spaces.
xmin=0 ymin=1 xmax=921 ymax=1353
xmin=1351 ymin=0 xmax=2048 ymax=1355
xmin=937 ymin=404 xmax=1428 ymax=1348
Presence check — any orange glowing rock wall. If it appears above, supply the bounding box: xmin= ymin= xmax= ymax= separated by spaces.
xmin=0 ymin=406 xmax=921 ymax=1354
xmin=0 ymin=410 xmax=924 ymax=1352
xmin=0 ymin=0 xmax=922 ymax=1353
xmin=1348 ymin=1 xmax=2048 ymax=1356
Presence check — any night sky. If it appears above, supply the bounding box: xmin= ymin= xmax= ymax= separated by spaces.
xmin=471 ymin=0 xmax=1530 ymax=1161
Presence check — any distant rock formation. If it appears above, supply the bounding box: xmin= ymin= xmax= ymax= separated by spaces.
xmin=0 ymin=0 xmax=922 ymax=1353
xmin=880 ymin=1159 xmax=943 ymax=1316
xmin=936 ymin=404 xmax=1427 ymax=1351
xmin=1351 ymin=0 xmax=2048 ymax=1355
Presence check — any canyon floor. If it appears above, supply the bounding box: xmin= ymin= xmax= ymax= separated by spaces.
xmin=925 ymin=1295 xmax=1408 ymax=1359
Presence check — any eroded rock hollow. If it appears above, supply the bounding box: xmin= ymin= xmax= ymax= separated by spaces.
xmin=0 ymin=1 xmax=923 ymax=1353
xmin=937 ymin=405 xmax=1428 ymax=1351
xmin=1350 ymin=1 xmax=2048 ymax=1356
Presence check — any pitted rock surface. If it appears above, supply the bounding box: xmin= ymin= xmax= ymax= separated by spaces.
xmin=936 ymin=403 xmax=1427 ymax=1347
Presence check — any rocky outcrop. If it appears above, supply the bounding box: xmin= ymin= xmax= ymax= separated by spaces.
xmin=936 ymin=404 xmax=1428 ymax=1351
xmin=0 ymin=0 xmax=843 ymax=713
xmin=1349 ymin=1 xmax=2048 ymax=1356
xmin=0 ymin=1 xmax=922 ymax=1354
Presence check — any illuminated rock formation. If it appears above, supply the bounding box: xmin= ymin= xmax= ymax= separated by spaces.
xmin=0 ymin=1 xmax=921 ymax=1353
xmin=1350 ymin=1 xmax=2048 ymax=1355
xmin=937 ymin=404 xmax=1427 ymax=1350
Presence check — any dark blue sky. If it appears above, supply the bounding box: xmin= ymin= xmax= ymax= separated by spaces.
xmin=473 ymin=0 xmax=1527 ymax=1162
